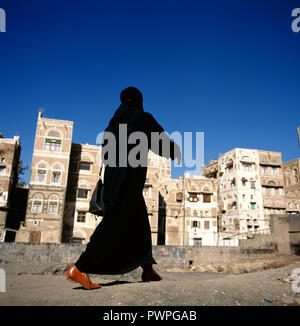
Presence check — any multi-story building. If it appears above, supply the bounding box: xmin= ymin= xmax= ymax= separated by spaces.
xmin=258 ymin=150 xmax=286 ymax=222
xmin=283 ymin=158 xmax=300 ymax=215
xmin=16 ymin=112 xmax=220 ymax=246
xmin=203 ymin=148 xmax=286 ymax=238
xmin=62 ymin=143 xmax=102 ymax=243
xmin=0 ymin=134 xmax=21 ymax=242
xmin=156 ymin=173 xmax=218 ymax=246
xmin=16 ymin=112 xmax=171 ymax=245
xmin=16 ymin=113 xmax=299 ymax=246
xmin=16 ymin=112 xmax=74 ymax=243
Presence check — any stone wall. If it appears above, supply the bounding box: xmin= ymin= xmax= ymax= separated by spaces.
xmin=0 ymin=243 xmax=279 ymax=270
xmin=239 ymin=214 xmax=300 ymax=255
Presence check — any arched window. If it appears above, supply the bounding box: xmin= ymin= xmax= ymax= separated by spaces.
xmin=31 ymin=193 xmax=44 ymax=213
xmin=48 ymin=194 xmax=59 ymax=214
xmin=294 ymin=169 xmax=298 ymax=176
xmin=51 ymin=163 xmax=62 ymax=184
xmin=77 ymin=181 xmax=90 ymax=199
xmin=44 ymin=130 xmax=61 ymax=152
xmin=72 ymin=229 xmax=86 ymax=243
xmin=36 ymin=163 xmax=47 ymax=183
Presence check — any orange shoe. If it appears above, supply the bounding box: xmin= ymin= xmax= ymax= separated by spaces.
xmin=66 ymin=265 xmax=101 ymax=289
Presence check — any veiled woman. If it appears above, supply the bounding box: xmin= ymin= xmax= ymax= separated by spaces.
xmin=66 ymin=87 xmax=181 ymax=289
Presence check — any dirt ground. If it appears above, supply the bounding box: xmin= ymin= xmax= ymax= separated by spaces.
xmin=0 ymin=256 xmax=300 ymax=306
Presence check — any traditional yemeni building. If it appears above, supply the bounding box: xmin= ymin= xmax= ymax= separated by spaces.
xmin=258 ymin=150 xmax=286 ymax=223
xmin=157 ymin=174 xmax=218 ymax=246
xmin=202 ymin=148 xmax=287 ymax=240
xmin=62 ymin=143 xmax=102 ymax=243
xmin=16 ymin=112 xmax=299 ymax=246
xmin=16 ymin=112 xmax=74 ymax=243
xmin=16 ymin=112 xmax=220 ymax=246
xmin=0 ymin=134 xmax=21 ymax=242
xmin=16 ymin=112 xmax=169 ymax=244
xmin=283 ymin=158 xmax=300 ymax=215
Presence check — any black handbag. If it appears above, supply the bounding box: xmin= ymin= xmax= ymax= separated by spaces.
xmin=89 ymin=164 xmax=105 ymax=216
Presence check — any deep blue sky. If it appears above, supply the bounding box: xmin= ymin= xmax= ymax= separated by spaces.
xmin=0 ymin=0 xmax=299 ymax=183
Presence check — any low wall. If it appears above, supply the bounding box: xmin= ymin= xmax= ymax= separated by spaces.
xmin=0 ymin=243 xmax=279 ymax=269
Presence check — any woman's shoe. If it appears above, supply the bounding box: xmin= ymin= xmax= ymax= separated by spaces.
xmin=66 ymin=265 xmax=101 ymax=289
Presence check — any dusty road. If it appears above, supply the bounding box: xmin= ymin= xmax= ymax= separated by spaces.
xmin=0 ymin=260 xmax=300 ymax=306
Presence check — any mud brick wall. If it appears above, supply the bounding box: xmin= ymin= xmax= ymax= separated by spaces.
xmin=0 ymin=243 xmax=279 ymax=269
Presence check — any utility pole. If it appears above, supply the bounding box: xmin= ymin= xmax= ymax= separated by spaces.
xmin=182 ymin=173 xmax=186 ymax=246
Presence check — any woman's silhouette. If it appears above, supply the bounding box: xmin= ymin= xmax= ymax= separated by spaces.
xmin=66 ymin=87 xmax=181 ymax=289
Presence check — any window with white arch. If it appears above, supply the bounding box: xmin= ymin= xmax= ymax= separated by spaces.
xmin=77 ymin=182 xmax=90 ymax=199
xmin=51 ymin=164 xmax=62 ymax=184
xmin=31 ymin=193 xmax=44 ymax=213
xmin=36 ymin=163 xmax=47 ymax=183
xmin=48 ymin=194 xmax=59 ymax=214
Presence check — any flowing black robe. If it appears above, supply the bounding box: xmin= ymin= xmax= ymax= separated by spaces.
xmin=75 ymin=107 xmax=177 ymax=275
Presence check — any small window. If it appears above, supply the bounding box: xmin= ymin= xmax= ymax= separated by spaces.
xmin=48 ymin=194 xmax=59 ymax=214
xmin=32 ymin=201 xmax=42 ymax=213
xmin=242 ymin=163 xmax=252 ymax=172
xmin=77 ymin=189 xmax=89 ymax=199
xmin=79 ymin=163 xmax=91 ymax=171
xmin=77 ymin=211 xmax=86 ymax=223
xmin=188 ymin=193 xmax=199 ymax=202
xmin=44 ymin=138 xmax=61 ymax=152
xmin=0 ymin=166 xmax=5 ymax=175
xmin=262 ymin=166 xmax=268 ymax=174
xmin=143 ymin=186 xmax=152 ymax=198
xmin=250 ymin=203 xmax=256 ymax=210
xmin=36 ymin=169 xmax=46 ymax=183
xmin=203 ymin=194 xmax=211 ymax=203
xmin=204 ymin=221 xmax=210 ymax=230
xmin=250 ymin=181 xmax=255 ymax=189
xmin=176 ymin=192 xmax=183 ymax=202
xmin=51 ymin=171 xmax=61 ymax=183
xmin=48 ymin=201 xmax=58 ymax=213
xmin=234 ymin=219 xmax=240 ymax=231
xmin=192 ymin=221 xmax=198 ymax=228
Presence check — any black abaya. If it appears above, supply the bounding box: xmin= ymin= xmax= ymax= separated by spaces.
xmin=75 ymin=94 xmax=178 ymax=275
